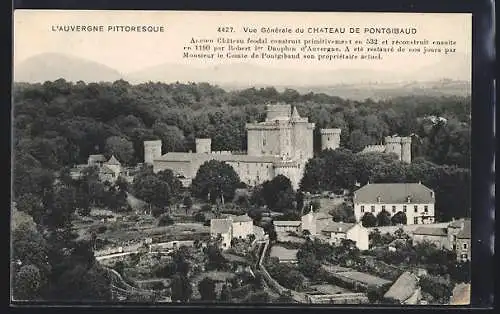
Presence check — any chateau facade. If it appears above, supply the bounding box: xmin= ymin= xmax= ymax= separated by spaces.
xmin=353 ymin=182 xmax=436 ymax=225
xmin=145 ymin=104 xmax=341 ymax=190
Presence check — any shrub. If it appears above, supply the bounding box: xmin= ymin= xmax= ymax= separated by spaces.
xmin=157 ymin=214 xmax=174 ymax=226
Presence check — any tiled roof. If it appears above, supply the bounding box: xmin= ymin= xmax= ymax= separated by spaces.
xmin=359 ymin=145 xmax=386 ymax=154
xmin=354 ymin=183 xmax=435 ymax=204
xmin=106 ymin=155 xmax=121 ymax=165
xmin=156 ymin=152 xmax=281 ymax=163
xmin=100 ymin=165 xmax=116 ymax=174
xmin=322 ymin=222 xmax=355 ymax=233
xmin=384 ymin=272 xmax=419 ymax=302
xmin=457 ymin=220 xmax=471 ymax=239
xmin=273 ymin=220 xmax=301 ymax=227
xmin=413 ymin=227 xmax=447 ymax=237
xmin=449 ymin=218 xmax=470 ymax=229
xmin=231 ymin=214 xmax=253 ymax=223
xmin=210 ymin=219 xmax=232 ymax=234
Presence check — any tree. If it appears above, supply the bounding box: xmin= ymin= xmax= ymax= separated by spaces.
xmin=104 ymin=136 xmax=134 ymax=165
xmin=191 ymin=160 xmax=241 ymax=204
xmin=376 ymin=210 xmax=392 ymax=226
xmin=132 ymin=174 xmax=172 ymax=212
xmin=171 ymin=274 xmax=192 ymax=302
xmin=361 ymin=212 xmax=377 ymax=227
xmin=219 ymin=284 xmax=232 ymax=302
xmin=198 ymin=277 xmax=217 ymax=301
xmin=183 ymin=196 xmax=193 ymax=214
xmin=13 ymin=265 xmax=42 ymax=300
xmin=157 ymin=213 xmax=174 ymax=226
xmin=330 ymin=202 xmax=356 ymax=223
xmin=259 ymin=175 xmax=295 ymax=211
xmin=391 ymin=211 xmax=407 ymax=225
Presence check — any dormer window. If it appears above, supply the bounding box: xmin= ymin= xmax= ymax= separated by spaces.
xmin=376 ymin=196 xmax=381 ymax=203
xmin=430 ymin=191 xmax=434 ymax=198
xmin=407 ymin=195 xmax=411 ymax=203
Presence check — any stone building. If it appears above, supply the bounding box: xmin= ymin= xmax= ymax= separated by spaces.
xmin=145 ymin=103 xmax=340 ymax=190
xmin=320 ymin=222 xmax=369 ymax=250
xmin=359 ymin=135 xmax=412 ymax=163
xmin=353 ymin=182 xmax=435 ymax=225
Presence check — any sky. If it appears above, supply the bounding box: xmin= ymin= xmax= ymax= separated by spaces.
xmin=14 ymin=10 xmax=472 ymax=78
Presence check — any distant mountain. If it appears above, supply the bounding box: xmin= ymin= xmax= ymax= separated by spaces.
xmin=14 ymin=52 xmax=471 ymax=100
xmin=14 ymin=52 xmax=124 ymax=83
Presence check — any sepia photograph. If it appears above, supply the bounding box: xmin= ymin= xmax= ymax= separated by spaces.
xmin=11 ymin=10 xmax=474 ymax=305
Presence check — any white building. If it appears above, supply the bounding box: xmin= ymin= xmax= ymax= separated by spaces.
xmin=353 ymin=182 xmax=436 ymax=225
xmin=321 ymin=222 xmax=369 ymax=250
xmin=273 ymin=220 xmax=302 ymax=233
xmin=230 ymin=214 xmax=254 ymax=240
xmin=301 ymin=210 xmax=332 ymax=236
xmin=210 ymin=218 xmax=233 ymax=249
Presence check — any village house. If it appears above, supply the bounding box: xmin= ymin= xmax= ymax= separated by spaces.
xmin=70 ymin=154 xmax=135 ymax=183
xmin=210 ymin=218 xmax=233 ymax=249
xmin=320 ymin=222 xmax=369 ymax=250
xmin=300 ymin=210 xmax=332 ymax=236
xmin=230 ymin=214 xmax=254 ymax=239
xmin=412 ymin=218 xmax=471 ymax=261
xmin=353 ymin=182 xmax=436 ymax=225
xmin=273 ymin=220 xmax=302 ymax=233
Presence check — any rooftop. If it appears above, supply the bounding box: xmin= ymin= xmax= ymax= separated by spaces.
xmin=384 ymin=271 xmax=419 ymax=303
xmin=322 ymin=222 xmax=355 ymax=233
xmin=457 ymin=220 xmax=471 ymax=239
xmin=88 ymin=154 xmax=106 ymax=162
xmin=106 ymin=155 xmax=121 ymax=165
xmin=231 ymin=214 xmax=253 ymax=223
xmin=413 ymin=227 xmax=448 ymax=237
xmin=210 ymin=219 xmax=232 ymax=234
xmin=354 ymin=183 xmax=435 ymax=204
xmin=273 ymin=220 xmax=302 ymax=227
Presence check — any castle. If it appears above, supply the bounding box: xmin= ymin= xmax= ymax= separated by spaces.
xmin=145 ymin=104 xmax=341 ymax=190
xmin=359 ymin=135 xmax=412 ymax=163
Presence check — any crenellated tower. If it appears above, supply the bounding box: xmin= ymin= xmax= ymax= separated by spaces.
xmin=144 ymin=140 xmax=162 ymax=164
xmin=320 ymin=128 xmax=342 ymax=151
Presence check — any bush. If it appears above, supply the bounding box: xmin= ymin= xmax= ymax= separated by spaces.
xmin=157 ymin=214 xmax=174 ymax=226
xmin=419 ymin=275 xmax=454 ymax=304
xmin=201 ymin=204 xmax=212 ymax=212
xmin=193 ymin=212 xmax=205 ymax=222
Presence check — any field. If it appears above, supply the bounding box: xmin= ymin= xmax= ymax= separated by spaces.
xmin=336 ymin=271 xmax=392 ymax=287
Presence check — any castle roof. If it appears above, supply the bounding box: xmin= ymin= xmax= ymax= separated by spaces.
xmin=156 ymin=152 xmax=281 ymax=163
xmin=359 ymin=145 xmax=386 ymax=154
xmin=322 ymin=222 xmax=355 ymax=233
xmin=106 ymin=155 xmax=121 ymax=165
xmin=354 ymin=183 xmax=435 ymax=204
xmin=210 ymin=218 xmax=232 ymax=235
xmin=291 ymin=106 xmax=301 ymax=119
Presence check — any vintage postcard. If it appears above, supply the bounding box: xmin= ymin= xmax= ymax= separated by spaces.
xmin=12 ymin=10 xmax=472 ymax=305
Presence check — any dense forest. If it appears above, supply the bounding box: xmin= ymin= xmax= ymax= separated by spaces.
xmin=13 ymin=79 xmax=470 ymax=171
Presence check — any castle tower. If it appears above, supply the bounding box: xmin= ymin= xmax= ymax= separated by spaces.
xmin=195 ymin=138 xmax=212 ymax=154
xmin=320 ymin=128 xmax=342 ymax=151
xmin=144 ymin=140 xmax=162 ymax=164
xmin=384 ymin=136 xmax=402 ymax=161
xmin=401 ymin=137 xmax=412 ymax=163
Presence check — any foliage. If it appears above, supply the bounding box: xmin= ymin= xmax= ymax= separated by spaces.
xmin=171 ymin=273 xmax=192 ymax=302
xmin=13 ymin=265 xmax=43 ymax=300
xmin=191 ymin=160 xmax=241 ymax=204
xmin=253 ymin=175 xmax=295 ymax=212
xmin=376 ymin=210 xmax=392 ymax=226
xmin=219 ymin=283 xmax=232 ymax=302
xmin=132 ymin=168 xmax=181 ymax=211
xmin=419 ymin=275 xmax=454 ymax=304
xmin=330 ymin=202 xmax=357 ymax=223
xmin=391 ymin=211 xmax=407 ymax=225
xmin=104 ymin=136 xmax=134 ymax=164
xmin=361 ymin=212 xmax=377 ymax=227
xmin=266 ymin=260 xmax=305 ymax=291
xmin=157 ymin=214 xmax=174 ymax=226
xmin=198 ymin=277 xmax=217 ymax=301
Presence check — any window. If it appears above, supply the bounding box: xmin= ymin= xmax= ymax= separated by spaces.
xmin=263 ymin=138 xmax=266 ymax=146
xmin=461 ymin=254 xmax=468 ymax=260
xmin=392 ymin=206 xmax=396 ymax=213
xmin=414 ymin=205 xmax=418 ymax=213
xmin=424 ymin=205 xmax=428 ymax=213
xmin=371 ymin=206 xmax=375 ymax=213
xmin=360 ymin=206 xmax=365 ymax=213
xmin=382 ymin=205 xmax=386 ymax=211
xmin=403 ymin=205 xmax=407 ymax=212
xmin=414 ymin=217 xmax=418 ymax=224
xmin=463 ymin=243 xmax=467 ymax=249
